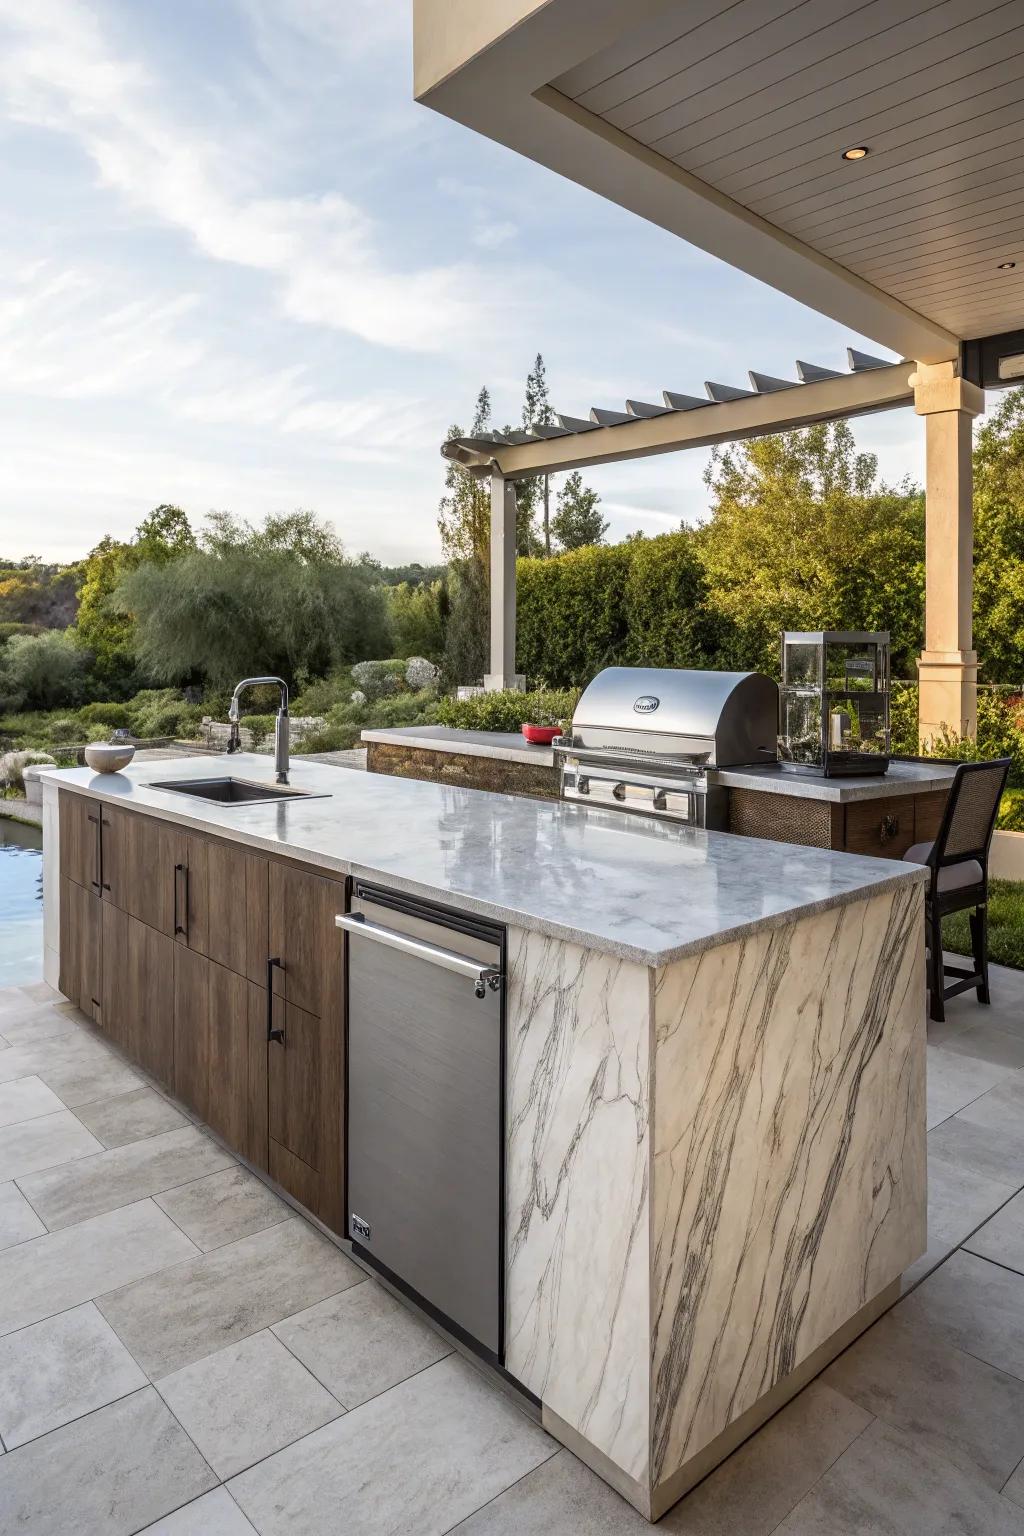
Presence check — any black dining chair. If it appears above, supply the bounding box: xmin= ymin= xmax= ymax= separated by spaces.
xmin=902 ymin=757 xmax=1012 ymax=1023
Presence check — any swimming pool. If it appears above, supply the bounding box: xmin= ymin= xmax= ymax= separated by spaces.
xmin=0 ymin=818 xmax=43 ymax=987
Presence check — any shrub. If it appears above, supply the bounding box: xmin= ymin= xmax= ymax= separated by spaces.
xmin=291 ymin=671 xmax=353 ymax=716
xmin=998 ymin=789 xmax=1024 ymax=832
xmin=0 ymin=749 xmax=55 ymax=792
xmin=127 ymin=688 xmax=202 ymax=740
xmin=435 ymin=688 xmax=578 ymax=732
xmin=350 ymin=659 xmax=407 ymax=701
xmin=240 ymin=713 xmax=276 ymax=749
xmin=405 ymin=656 xmax=439 ymax=691
xmin=78 ymin=701 xmax=132 ymax=731
xmin=46 ymin=717 xmax=82 ymax=745
xmin=0 ymin=629 xmax=88 ymax=712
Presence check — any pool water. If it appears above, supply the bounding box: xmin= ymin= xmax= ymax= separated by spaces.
xmin=0 ymin=819 xmax=44 ymax=987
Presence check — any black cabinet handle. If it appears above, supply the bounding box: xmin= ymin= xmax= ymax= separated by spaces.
xmin=266 ymin=956 xmax=285 ymax=1044
xmin=173 ymin=864 xmax=187 ymax=936
xmin=87 ymin=812 xmax=101 ymax=892
xmin=100 ymin=815 xmax=111 ymax=891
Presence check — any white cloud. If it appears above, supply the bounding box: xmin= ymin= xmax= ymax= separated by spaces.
xmin=473 ymin=221 xmax=518 ymax=251
xmin=0 ymin=0 xmax=495 ymax=352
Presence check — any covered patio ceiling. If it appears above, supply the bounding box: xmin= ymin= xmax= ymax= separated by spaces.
xmin=416 ymin=0 xmax=1024 ymax=366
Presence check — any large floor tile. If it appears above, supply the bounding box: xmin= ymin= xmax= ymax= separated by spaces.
xmin=97 ymin=1217 xmax=363 ymax=1378
xmin=229 ymin=1354 xmax=554 ymax=1536
xmin=0 ymin=1300 xmax=146 ymax=1448
xmin=0 ymin=1386 xmax=216 ymax=1536
xmin=0 ymin=1074 xmax=65 ymax=1128
xmin=138 ymin=1488 xmax=258 ymax=1534
xmin=911 ymin=1150 xmax=1019 ymax=1283
xmin=272 ymin=1277 xmax=449 ymax=1408
xmin=932 ymin=1021 xmax=1024 ymax=1071
xmin=966 ymin=1189 xmax=1024 ymax=1276
xmin=0 ymin=1004 xmax=79 ymax=1048
xmin=0 ymin=1030 xmax=141 ymax=1107
xmin=0 ymin=1198 xmax=197 ymax=1337
xmin=1004 ymin=1458 xmax=1024 ymax=1512
xmin=17 ymin=1124 xmax=235 ymax=1231
xmin=660 ymin=1382 xmax=873 ymax=1534
xmin=157 ymin=1329 xmax=342 ymax=1478
xmin=898 ymin=1249 xmax=1024 ymax=1384
xmin=75 ymin=1086 xmax=188 ymax=1149
xmin=926 ymin=1047 xmax=1015 ymax=1130
xmin=822 ymin=1308 xmax=1024 ymax=1488
xmin=0 ymin=1181 xmax=45 ymax=1251
xmin=928 ymin=1098 xmax=1024 ymax=1187
xmin=776 ymin=1417 xmax=1024 ymax=1536
xmin=0 ymin=1108 xmax=101 ymax=1179
xmin=450 ymin=1448 xmax=647 ymax=1534
xmin=155 ymin=1165 xmax=290 ymax=1251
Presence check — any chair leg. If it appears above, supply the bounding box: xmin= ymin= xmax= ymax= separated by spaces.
xmin=972 ymin=904 xmax=991 ymax=1005
xmin=928 ymin=908 xmax=945 ymax=1023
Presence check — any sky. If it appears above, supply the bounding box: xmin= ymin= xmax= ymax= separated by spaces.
xmin=0 ymin=0 xmax=928 ymax=566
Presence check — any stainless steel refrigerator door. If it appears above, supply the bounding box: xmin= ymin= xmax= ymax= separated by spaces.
xmin=345 ymin=896 xmax=503 ymax=1357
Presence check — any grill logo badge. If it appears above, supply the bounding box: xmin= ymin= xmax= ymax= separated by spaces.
xmin=633 ymin=695 xmax=660 ymax=714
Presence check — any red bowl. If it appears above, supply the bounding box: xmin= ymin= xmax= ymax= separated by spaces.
xmin=521 ymin=723 xmax=561 ymax=745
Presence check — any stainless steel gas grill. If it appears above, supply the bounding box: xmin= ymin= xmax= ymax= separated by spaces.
xmin=555 ymin=667 xmax=778 ymax=828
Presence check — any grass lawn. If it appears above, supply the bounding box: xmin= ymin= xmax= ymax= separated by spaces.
xmin=944 ymin=879 xmax=1024 ymax=971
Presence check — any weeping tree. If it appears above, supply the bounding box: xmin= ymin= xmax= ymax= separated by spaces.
xmin=115 ymin=511 xmax=391 ymax=691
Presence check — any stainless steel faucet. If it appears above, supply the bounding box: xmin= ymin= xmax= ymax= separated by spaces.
xmin=227 ymin=677 xmax=290 ymax=783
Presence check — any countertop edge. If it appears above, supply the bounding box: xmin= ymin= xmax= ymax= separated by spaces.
xmin=43 ymin=766 xmax=929 ymax=970
xmin=361 ymin=727 xmax=555 ymax=766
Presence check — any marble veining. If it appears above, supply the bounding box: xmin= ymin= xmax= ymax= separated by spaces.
xmin=504 ymin=927 xmax=651 ymax=1481
xmin=43 ymin=756 xmax=926 ymax=968
xmin=649 ymin=882 xmax=925 ymax=1487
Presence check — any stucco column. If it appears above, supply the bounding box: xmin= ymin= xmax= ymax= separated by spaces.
xmin=484 ymin=473 xmax=525 ymax=692
xmin=912 ymin=361 xmax=984 ymax=746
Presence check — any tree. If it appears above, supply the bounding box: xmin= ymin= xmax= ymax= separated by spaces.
xmin=973 ymin=386 xmax=1024 ymax=683
xmin=521 ymin=353 xmax=554 ymax=556
xmin=76 ymin=505 xmax=196 ymax=692
xmin=388 ymin=580 xmax=445 ymax=659
xmin=0 ymin=629 xmax=88 ymax=711
xmin=698 ymin=420 xmax=925 ymax=675
xmin=438 ymin=387 xmax=493 ymax=684
xmin=115 ymin=511 xmax=390 ymax=690
xmin=551 ymin=471 xmax=608 ymax=550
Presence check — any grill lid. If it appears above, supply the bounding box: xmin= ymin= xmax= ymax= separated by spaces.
xmin=569 ymin=667 xmax=778 ymax=767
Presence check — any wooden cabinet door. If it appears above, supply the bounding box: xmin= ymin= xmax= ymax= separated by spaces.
xmin=124 ymin=917 xmax=175 ymax=1088
xmin=58 ymin=875 xmax=101 ymax=1020
xmin=203 ymin=840 xmax=268 ymax=981
xmin=205 ymin=960 xmax=256 ymax=1156
xmin=174 ymin=945 xmax=210 ymax=1120
xmin=268 ymin=863 xmax=345 ymax=1017
xmin=59 ymin=792 xmax=101 ymax=892
xmin=100 ymin=902 xmax=129 ymax=1051
xmin=102 ymin=806 xmax=179 ymax=935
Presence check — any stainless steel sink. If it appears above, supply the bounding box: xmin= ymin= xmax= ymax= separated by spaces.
xmin=149 ymin=777 xmax=327 ymax=805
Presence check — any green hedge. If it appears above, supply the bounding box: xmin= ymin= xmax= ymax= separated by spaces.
xmin=435 ymin=688 xmax=578 ymax=732
xmin=514 ymin=532 xmax=722 ymax=686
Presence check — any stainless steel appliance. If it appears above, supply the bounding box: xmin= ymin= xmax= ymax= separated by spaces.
xmin=337 ymin=882 xmax=505 ymax=1361
xmin=779 ymin=631 xmax=891 ymax=777
xmin=555 ymin=666 xmax=778 ymax=827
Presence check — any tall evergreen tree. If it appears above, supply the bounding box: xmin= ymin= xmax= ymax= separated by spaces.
xmin=438 ymin=386 xmax=492 ymax=684
xmin=522 ymin=353 xmax=554 ymax=556
xmin=551 ymin=472 xmax=609 ymax=550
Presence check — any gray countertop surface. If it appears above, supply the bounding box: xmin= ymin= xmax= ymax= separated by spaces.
xmin=360 ymin=727 xmax=957 ymax=801
xmin=43 ymin=754 xmax=926 ymax=968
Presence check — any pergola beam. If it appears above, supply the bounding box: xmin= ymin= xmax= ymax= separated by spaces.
xmin=445 ymin=362 xmax=914 ymax=481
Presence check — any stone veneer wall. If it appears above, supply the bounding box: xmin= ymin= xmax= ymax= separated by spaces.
xmin=366 ymin=742 xmax=559 ymax=799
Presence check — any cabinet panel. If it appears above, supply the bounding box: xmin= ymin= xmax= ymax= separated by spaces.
xmin=205 ymin=961 xmax=253 ymax=1154
xmin=843 ymin=796 xmax=915 ymax=860
xmin=268 ymin=995 xmax=320 ymax=1172
xmin=100 ymin=902 xmax=130 ymax=1052
xmin=269 ymin=1139 xmax=319 ymax=1214
xmin=915 ymin=791 xmax=949 ymax=845
xmin=204 ymin=841 xmax=268 ymax=982
xmin=59 ymin=792 xmax=100 ymax=892
xmin=268 ymin=863 xmax=345 ymax=1017
xmin=103 ymin=806 xmax=179 ymax=935
xmin=174 ymin=945 xmax=210 ymax=1119
xmin=126 ymin=918 xmax=175 ymax=1088
xmin=58 ymin=875 xmax=101 ymax=1020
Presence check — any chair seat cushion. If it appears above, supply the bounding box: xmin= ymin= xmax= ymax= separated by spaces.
xmin=903 ymin=840 xmax=984 ymax=892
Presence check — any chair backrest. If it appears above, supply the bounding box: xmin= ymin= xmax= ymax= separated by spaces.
xmin=933 ymin=758 xmax=1012 ymax=868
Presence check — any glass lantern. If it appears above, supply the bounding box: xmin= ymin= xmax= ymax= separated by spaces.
xmin=778 ymin=632 xmax=890 ymax=777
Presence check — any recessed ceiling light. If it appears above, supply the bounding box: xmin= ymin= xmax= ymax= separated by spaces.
xmin=841 ymin=146 xmax=869 ymax=161
xmin=998 ymin=260 xmax=1017 ymax=270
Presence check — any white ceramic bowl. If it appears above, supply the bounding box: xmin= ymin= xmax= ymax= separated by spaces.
xmin=84 ymin=742 xmax=135 ymax=774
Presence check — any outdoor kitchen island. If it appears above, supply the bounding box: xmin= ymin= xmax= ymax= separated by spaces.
xmin=42 ymin=754 xmax=927 ymax=1522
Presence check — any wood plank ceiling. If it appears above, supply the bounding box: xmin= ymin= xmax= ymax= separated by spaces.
xmin=552 ymin=0 xmax=1024 ymax=340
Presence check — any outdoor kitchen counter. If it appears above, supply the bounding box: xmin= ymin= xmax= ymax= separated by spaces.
xmin=41 ymin=753 xmax=927 ymax=1520
xmin=41 ymin=753 xmax=924 ymax=969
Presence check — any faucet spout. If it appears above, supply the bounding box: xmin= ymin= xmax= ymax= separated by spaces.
xmin=227 ymin=676 xmax=290 ymax=782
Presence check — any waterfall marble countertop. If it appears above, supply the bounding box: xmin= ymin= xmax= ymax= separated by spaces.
xmin=43 ymin=754 xmax=926 ymax=967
